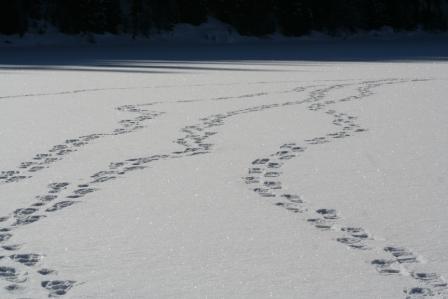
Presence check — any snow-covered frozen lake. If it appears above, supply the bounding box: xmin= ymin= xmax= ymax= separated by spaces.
xmin=0 ymin=39 xmax=448 ymax=298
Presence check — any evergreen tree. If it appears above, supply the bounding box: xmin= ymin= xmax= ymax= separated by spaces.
xmin=103 ymin=0 xmax=122 ymax=33
xmin=0 ymin=0 xmax=29 ymax=35
xmin=1 ymin=0 xmax=448 ymax=37
xmin=175 ymin=0 xmax=207 ymax=25
xmin=149 ymin=0 xmax=176 ymax=31
xmin=209 ymin=0 xmax=275 ymax=36
xmin=364 ymin=0 xmax=390 ymax=30
xmin=275 ymin=0 xmax=312 ymax=36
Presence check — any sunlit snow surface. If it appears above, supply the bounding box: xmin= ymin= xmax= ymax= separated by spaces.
xmin=0 ymin=40 xmax=448 ymax=298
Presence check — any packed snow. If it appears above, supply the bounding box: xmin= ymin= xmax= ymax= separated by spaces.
xmin=0 ymin=39 xmax=448 ymax=298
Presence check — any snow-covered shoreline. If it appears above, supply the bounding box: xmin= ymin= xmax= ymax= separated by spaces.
xmin=2 ymin=18 xmax=448 ymax=49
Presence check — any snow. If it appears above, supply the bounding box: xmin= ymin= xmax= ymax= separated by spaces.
xmin=0 ymin=39 xmax=448 ymax=298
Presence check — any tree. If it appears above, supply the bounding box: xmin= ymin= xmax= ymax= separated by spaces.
xmin=275 ymin=0 xmax=312 ymax=36
xmin=175 ymin=0 xmax=207 ymax=25
xmin=208 ymin=0 xmax=276 ymax=36
xmin=1 ymin=0 xmax=448 ymax=37
xmin=0 ymin=0 xmax=29 ymax=36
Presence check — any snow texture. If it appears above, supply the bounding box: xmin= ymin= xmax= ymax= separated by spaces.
xmin=0 ymin=39 xmax=448 ymax=298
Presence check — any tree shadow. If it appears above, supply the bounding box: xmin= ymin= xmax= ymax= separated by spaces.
xmin=0 ymin=37 xmax=447 ymax=74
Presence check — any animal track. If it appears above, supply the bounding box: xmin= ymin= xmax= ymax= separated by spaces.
xmin=384 ymin=246 xmax=419 ymax=264
xmin=41 ymin=280 xmax=76 ymax=297
xmin=244 ymin=79 xmax=446 ymax=298
xmin=38 ymin=268 xmax=57 ymax=276
xmin=0 ymin=234 xmax=12 ymax=243
xmin=0 ymin=84 xmax=317 ymax=296
xmin=0 ymin=266 xmax=26 ymax=283
xmin=46 ymin=201 xmax=78 ymax=212
xmin=371 ymin=259 xmax=402 ymax=275
xmin=339 ymin=227 xmax=370 ymax=250
xmin=412 ymin=272 xmax=448 ymax=288
xmin=336 ymin=236 xmax=368 ymax=250
xmin=316 ymin=208 xmax=339 ymax=220
xmin=5 ymin=284 xmax=23 ymax=291
xmin=0 ymin=103 xmax=163 ymax=186
xmin=10 ymin=254 xmax=42 ymax=267
xmin=404 ymin=287 xmax=434 ymax=298
xmin=0 ymin=79 xmax=440 ymax=297
xmin=2 ymin=245 xmax=21 ymax=251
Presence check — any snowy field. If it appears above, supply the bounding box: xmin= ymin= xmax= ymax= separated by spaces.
xmin=0 ymin=39 xmax=448 ymax=298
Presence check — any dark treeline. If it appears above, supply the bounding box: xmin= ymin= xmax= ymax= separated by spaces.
xmin=1 ymin=0 xmax=448 ymax=37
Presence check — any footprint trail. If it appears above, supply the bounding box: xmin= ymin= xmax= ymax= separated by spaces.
xmin=243 ymin=79 xmax=446 ymax=298
xmin=0 ymin=83 xmax=319 ymax=296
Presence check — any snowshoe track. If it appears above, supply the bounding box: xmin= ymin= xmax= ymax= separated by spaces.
xmin=243 ymin=79 xmax=447 ymax=298
xmin=0 ymin=79 xmax=444 ymax=298
xmin=0 ymin=83 xmax=315 ymax=296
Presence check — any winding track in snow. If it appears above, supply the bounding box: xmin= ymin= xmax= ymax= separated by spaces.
xmin=0 ymin=79 xmax=339 ymax=101
xmin=243 ymin=79 xmax=448 ymax=298
xmin=0 ymin=81 xmax=309 ymax=186
xmin=0 ymin=79 xmax=445 ymax=298
xmin=0 ymin=82 xmax=316 ymax=296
